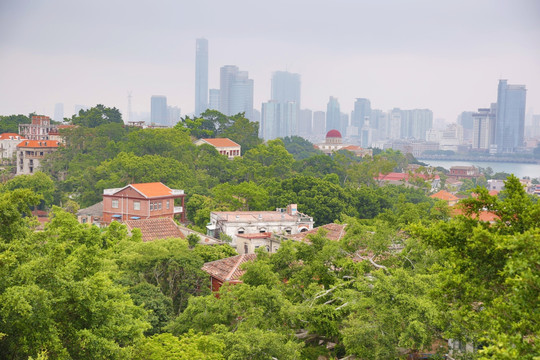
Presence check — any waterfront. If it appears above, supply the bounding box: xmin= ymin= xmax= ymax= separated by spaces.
xmin=420 ymin=159 xmax=540 ymax=179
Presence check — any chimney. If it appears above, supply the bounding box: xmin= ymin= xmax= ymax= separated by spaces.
xmin=286 ymin=204 xmax=297 ymax=216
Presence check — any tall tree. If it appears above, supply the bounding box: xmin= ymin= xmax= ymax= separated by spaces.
xmin=70 ymin=104 xmax=123 ymax=127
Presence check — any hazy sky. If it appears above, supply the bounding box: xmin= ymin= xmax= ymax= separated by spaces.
xmin=1 ymin=0 xmax=539 ymax=122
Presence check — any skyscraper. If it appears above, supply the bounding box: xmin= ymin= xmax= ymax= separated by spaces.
xmin=260 ymin=101 xmax=297 ymax=140
xmin=151 ymin=95 xmax=167 ymax=126
xmin=352 ymin=98 xmax=371 ymax=129
xmin=195 ymin=38 xmax=208 ymax=117
xmin=326 ymin=97 xmax=341 ymax=133
xmin=472 ymin=104 xmax=496 ymax=150
xmin=458 ymin=111 xmax=474 ymax=142
xmin=298 ymin=109 xmax=313 ymax=136
xmin=209 ymin=89 xmax=220 ymax=111
xmin=495 ymin=79 xmax=526 ymax=153
xmin=220 ymin=66 xmax=254 ymax=120
xmin=271 ymin=71 xmax=301 ymax=109
xmin=261 ymin=100 xmax=280 ymax=140
xmin=167 ymin=106 xmax=181 ymax=127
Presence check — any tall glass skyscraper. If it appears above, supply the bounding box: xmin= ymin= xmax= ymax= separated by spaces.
xmin=326 ymin=97 xmax=341 ymax=133
xmin=352 ymin=98 xmax=371 ymax=130
xmin=195 ymin=38 xmax=208 ymax=117
xmin=271 ymin=71 xmax=301 ymax=109
xmin=151 ymin=95 xmax=167 ymax=126
xmin=495 ymin=79 xmax=526 ymax=153
xmin=219 ymin=65 xmax=254 ymax=120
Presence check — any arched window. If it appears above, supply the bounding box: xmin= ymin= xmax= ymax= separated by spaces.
xmin=237 ymin=228 xmax=245 ymax=234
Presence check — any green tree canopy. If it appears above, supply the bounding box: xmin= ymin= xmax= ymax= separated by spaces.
xmin=70 ymin=104 xmax=123 ymax=127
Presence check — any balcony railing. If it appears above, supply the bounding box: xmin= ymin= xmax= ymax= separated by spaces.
xmin=171 ymin=189 xmax=184 ymax=195
xmin=174 ymin=206 xmax=183 ymax=213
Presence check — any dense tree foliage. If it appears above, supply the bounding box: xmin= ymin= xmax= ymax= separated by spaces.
xmin=1 ymin=108 xmax=538 ymax=359
xmin=69 ymin=104 xmax=123 ymax=128
xmin=0 ymin=114 xmax=31 ymax=133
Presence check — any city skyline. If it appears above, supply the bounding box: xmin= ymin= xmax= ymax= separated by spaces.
xmin=0 ymin=1 xmax=539 ymax=123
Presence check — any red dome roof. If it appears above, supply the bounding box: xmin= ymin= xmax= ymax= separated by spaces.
xmin=326 ymin=129 xmax=342 ymax=138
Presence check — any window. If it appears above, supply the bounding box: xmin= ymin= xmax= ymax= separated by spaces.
xmin=133 ymin=201 xmax=140 ymax=211
xmin=237 ymin=228 xmax=245 ymax=234
xmin=158 ymin=202 xmax=162 ymax=210
xmin=112 ymin=199 xmax=119 ymax=209
xmin=244 ymin=244 xmax=249 ymax=254
xmin=166 ymin=200 xmax=170 ymax=209
xmin=150 ymin=202 xmax=154 ymax=211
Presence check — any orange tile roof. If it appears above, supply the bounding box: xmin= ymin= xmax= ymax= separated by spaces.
xmin=288 ymin=223 xmax=347 ymax=242
xmin=430 ymin=190 xmax=459 ymax=202
xmin=451 ymin=207 xmax=500 ymax=222
xmin=201 ymin=138 xmax=240 ymax=148
xmin=488 ymin=190 xmax=499 ymax=196
xmin=131 ymin=182 xmax=173 ymax=198
xmin=202 ymin=254 xmax=257 ymax=283
xmin=17 ymin=140 xmax=60 ymax=148
xmin=124 ymin=218 xmax=185 ymax=242
xmin=0 ymin=133 xmax=25 ymax=140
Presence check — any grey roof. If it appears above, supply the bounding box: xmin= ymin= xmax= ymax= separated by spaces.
xmin=77 ymin=201 xmax=103 ymax=217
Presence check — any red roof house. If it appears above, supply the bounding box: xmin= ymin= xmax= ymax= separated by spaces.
xmin=202 ymin=254 xmax=257 ymax=292
xmin=194 ymin=138 xmax=241 ymax=159
xmin=102 ymin=182 xmax=185 ymax=223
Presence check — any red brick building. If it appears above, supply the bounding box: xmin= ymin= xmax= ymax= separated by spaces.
xmin=102 ymin=182 xmax=185 ymax=223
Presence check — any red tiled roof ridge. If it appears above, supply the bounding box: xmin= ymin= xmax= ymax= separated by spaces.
xmin=130 ymin=182 xmax=172 ymax=198
xmin=430 ymin=190 xmax=459 ymax=201
xmin=17 ymin=140 xmax=60 ymax=148
xmin=0 ymin=133 xmax=24 ymax=139
xmin=200 ymin=138 xmax=240 ymax=147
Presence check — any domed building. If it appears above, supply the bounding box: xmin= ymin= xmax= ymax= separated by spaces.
xmin=314 ymin=129 xmax=372 ymax=157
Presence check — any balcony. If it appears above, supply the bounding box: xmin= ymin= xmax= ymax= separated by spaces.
xmin=174 ymin=206 xmax=183 ymax=214
xmin=171 ymin=189 xmax=184 ymax=196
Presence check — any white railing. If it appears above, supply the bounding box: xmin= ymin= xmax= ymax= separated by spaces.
xmin=171 ymin=189 xmax=184 ymax=195
xmin=103 ymin=188 xmax=122 ymax=195
xmin=174 ymin=206 xmax=183 ymax=213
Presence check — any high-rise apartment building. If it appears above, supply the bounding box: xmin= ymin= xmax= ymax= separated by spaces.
xmin=261 ymin=101 xmax=280 ymax=140
xmin=220 ymin=66 xmax=254 ymax=120
xmin=298 ymin=109 xmax=312 ymax=136
xmin=151 ymin=96 xmax=168 ymax=126
xmin=472 ymin=104 xmax=496 ymax=150
xmin=458 ymin=111 xmax=474 ymax=142
xmin=271 ymin=71 xmax=301 ymax=109
xmin=326 ymin=97 xmax=341 ymax=133
xmin=352 ymin=98 xmax=371 ymax=130
xmin=261 ymin=101 xmax=297 ymax=140
xmin=195 ymin=38 xmax=209 ymax=117
xmin=209 ymin=89 xmax=220 ymax=111
xmin=167 ymin=106 xmax=181 ymax=127
xmin=405 ymin=109 xmax=433 ymax=140
xmin=495 ymin=79 xmax=526 ymax=153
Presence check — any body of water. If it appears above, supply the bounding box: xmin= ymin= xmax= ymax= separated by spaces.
xmin=420 ymin=159 xmax=540 ymax=179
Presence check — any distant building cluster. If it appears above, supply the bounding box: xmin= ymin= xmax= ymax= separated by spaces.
xmin=0 ymin=115 xmax=74 ymax=175
xmin=43 ymin=38 xmax=537 ymax=156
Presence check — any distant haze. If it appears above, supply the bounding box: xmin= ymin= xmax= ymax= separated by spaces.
xmin=1 ymin=0 xmax=539 ymax=122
